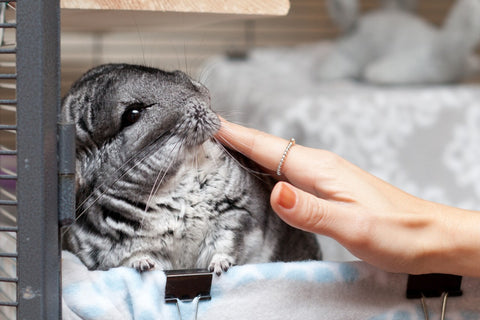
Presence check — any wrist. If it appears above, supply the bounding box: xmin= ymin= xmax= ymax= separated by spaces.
xmin=415 ymin=201 xmax=480 ymax=277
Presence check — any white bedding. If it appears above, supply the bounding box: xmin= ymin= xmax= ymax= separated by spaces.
xmin=62 ymin=250 xmax=480 ymax=320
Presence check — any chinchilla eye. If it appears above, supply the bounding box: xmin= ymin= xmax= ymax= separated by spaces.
xmin=121 ymin=103 xmax=147 ymax=128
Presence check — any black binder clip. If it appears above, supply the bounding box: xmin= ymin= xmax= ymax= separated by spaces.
xmin=165 ymin=269 xmax=213 ymax=320
xmin=406 ymin=273 xmax=462 ymax=320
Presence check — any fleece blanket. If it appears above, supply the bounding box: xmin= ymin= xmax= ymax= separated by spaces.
xmin=62 ymin=251 xmax=480 ymax=320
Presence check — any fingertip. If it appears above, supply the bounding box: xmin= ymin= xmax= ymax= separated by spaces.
xmin=271 ymin=182 xmax=304 ymax=229
xmin=213 ymin=118 xmax=251 ymax=151
xmin=272 ymin=182 xmax=297 ymax=210
xmin=215 ymin=120 xmax=307 ymax=176
xmin=217 ymin=115 xmax=229 ymax=129
xmin=214 ymin=116 xmax=231 ymax=139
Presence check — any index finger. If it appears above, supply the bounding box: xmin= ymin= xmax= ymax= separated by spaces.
xmin=215 ymin=118 xmax=291 ymax=172
xmin=214 ymin=118 xmax=321 ymax=193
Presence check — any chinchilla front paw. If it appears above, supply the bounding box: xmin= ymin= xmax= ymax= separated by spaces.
xmin=124 ymin=255 xmax=158 ymax=272
xmin=208 ymin=253 xmax=235 ymax=276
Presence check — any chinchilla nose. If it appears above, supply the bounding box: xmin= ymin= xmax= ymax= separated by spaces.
xmin=193 ymin=104 xmax=206 ymax=119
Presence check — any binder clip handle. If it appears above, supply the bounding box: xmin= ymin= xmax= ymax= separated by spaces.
xmin=406 ymin=273 xmax=462 ymax=299
xmin=164 ymin=269 xmax=213 ymax=303
xmin=406 ymin=273 xmax=462 ymax=320
xmin=164 ymin=269 xmax=213 ymax=320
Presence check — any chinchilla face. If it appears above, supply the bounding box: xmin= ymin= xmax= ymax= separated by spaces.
xmin=63 ymin=63 xmax=220 ymax=153
xmin=62 ymin=64 xmax=220 ymax=199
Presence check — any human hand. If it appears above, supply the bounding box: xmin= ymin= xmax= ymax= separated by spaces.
xmin=215 ymin=118 xmax=480 ymax=277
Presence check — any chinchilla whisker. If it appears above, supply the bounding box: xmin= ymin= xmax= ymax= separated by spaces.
xmin=73 ymin=129 xmax=171 ymax=212
xmin=214 ymin=122 xmax=258 ymax=152
xmin=202 ymin=142 xmax=219 ymax=172
xmin=197 ymin=60 xmax=219 ymax=84
xmin=212 ymin=137 xmax=270 ymax=179
xmin=193 ymin=145 xmax=201 ymax=184
xmin=66 ymin=133 xmax=176 ymax=239
xmin=214 ymin=109 xmax=243 ymax=122
xmin=144 ymin=139 xmax=183 ymax=214
xmin=73 ymin=129 xmax=179 ymax=222
xmin=62 ymin=155 xmax=152 ymax=237
xmin=72 ymin=159 xmax=142 ymax=220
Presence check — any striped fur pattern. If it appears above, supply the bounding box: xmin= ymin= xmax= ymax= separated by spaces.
xmin=62 ymin=64 xmax=321 ymax=274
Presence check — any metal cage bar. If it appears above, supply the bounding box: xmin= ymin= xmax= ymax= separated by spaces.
xmin=16 ymin=0 xmax=61 ymax=319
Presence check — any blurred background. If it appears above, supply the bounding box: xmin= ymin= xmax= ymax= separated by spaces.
xmin=59 ymin=0 xmax=480 ymax=92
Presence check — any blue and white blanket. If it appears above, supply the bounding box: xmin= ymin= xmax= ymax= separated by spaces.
xmin=62 ymin=251 xmax=480 ymax=320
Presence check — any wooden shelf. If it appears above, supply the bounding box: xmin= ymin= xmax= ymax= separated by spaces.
xmin=60 ymin=0 xmax=290 ymax=32
xmin=61 ymin=0 xmax=290 ymax=15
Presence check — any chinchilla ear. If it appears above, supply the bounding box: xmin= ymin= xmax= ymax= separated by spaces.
xmin=325 ymin=0 xmax=358 ymax=32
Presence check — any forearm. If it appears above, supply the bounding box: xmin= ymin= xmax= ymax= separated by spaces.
xmin=420 ymin=201 xmax=480 ymax=277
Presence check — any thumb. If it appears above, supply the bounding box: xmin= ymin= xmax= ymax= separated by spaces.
xmin=270 ymin=181 xmax=336 ymax=236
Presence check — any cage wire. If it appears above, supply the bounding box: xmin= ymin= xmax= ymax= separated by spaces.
xmin=0 ymin=1 xmax=18 ymax=319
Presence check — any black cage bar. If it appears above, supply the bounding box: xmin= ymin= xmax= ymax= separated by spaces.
xmin=16 ymin=0 xmax=60 ymax=319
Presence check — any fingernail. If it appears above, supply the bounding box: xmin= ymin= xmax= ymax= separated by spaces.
xmin=278 ymin=183 xmax=296 ymax=209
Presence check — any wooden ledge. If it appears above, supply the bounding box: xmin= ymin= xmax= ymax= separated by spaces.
xmin=60 ymin=0 xmax=290 ymax=32
xmin=61 ymin=0 xmax=290 ymax=16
